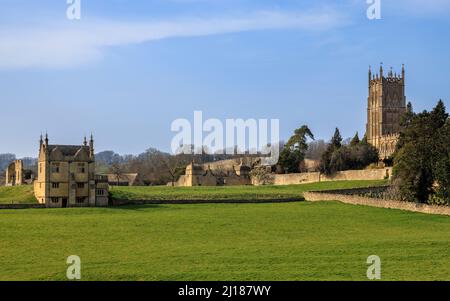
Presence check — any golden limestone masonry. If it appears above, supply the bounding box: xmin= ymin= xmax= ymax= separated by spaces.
xmin=33 ymin=134 xmax=109 ymax=208
xmin=366 ymin=64 xmax=407 ymax=161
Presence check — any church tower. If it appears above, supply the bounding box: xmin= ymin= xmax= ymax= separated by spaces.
xmin=366 ymin=64 xmax=406 ymax=160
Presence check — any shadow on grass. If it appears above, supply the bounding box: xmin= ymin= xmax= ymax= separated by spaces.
xmin=108 ymin=198 xmax=305 ymax=210
xmin=107 ymin=204 xmax=168 ymax=211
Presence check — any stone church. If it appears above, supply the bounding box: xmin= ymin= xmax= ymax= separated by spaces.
xmin=366 ymin=64 xmax=407 ymax=161
xmin=33 ymin=134 xmax=109 ymax=207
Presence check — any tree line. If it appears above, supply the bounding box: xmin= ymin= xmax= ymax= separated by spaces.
xmin=276 ymin=126 xmax=379 ymax=174
xmin=392 ymin=100 xmax=449 ymax=205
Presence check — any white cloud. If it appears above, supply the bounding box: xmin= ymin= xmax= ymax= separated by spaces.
xmin=0 ymin=9 xmax=346 ymax=69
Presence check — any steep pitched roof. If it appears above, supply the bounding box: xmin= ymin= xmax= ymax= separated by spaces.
xmin=48 ymin=145 xmax=90 ymax=157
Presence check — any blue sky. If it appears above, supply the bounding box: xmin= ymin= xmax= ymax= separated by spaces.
xmin=0 ymin=0 xmax=449 ymax=157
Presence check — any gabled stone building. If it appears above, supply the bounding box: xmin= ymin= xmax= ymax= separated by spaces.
xmin=33 ymin=134 xmax=109 ymax=207
xmin=366 ymin=64 xmax=407 ymax=160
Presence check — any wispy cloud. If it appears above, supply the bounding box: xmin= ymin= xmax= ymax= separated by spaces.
xmin=0 ymin=9 xmax=347 ymax=69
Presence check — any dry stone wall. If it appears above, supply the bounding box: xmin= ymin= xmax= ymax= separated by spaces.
xmin=304 ymin=190 xmax=450 ymax=216
xmin=268 ymin=168 xmax=392 ymax=186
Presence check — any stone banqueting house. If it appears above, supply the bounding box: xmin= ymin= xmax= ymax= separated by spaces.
xmin=33 ymin=134 xmax=109 ymax=208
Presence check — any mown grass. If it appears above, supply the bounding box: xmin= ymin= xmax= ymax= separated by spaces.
xmin=0 ymin=180 xmax=387 ymax=204
xmin=0 ymin=180 xmax=386 ymax=204
xmin=110 ymin=180 xmax=388 ymax=201
xmin=0 ymin=201 xmax=449 ymax=281
xmin=0 ymin=185 xmax=37 ymax=204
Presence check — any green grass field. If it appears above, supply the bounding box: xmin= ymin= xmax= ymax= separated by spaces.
xmin=1 ymin=179 xmax=449 ymax=281
xmin=110 ymin=180 xmax=387 ymax=201
xmin=1 ymin=201 xmax=449 ymax=280
xmin=0 ymin=185 xmax=37 ymax=204
xmin=0 ymin=180 xmax=386 ymax=204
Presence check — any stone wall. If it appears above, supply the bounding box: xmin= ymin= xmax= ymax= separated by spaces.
xmin=171 ymin=175 xmax=186 ymax=186
xmin=112 ymin=198 xmax=303 ymax=206
xmin=304 ymin=190 xmax=450 ymax=216
xmin=172 ymin=162 xmax=252 ymax=187
xmin=270 ymin=168 xmax=392 ymax=186
xmin=272 ymin=172 xmax=320 ymax=185
xmin=0 ymin=204 xmax=46 ymax=210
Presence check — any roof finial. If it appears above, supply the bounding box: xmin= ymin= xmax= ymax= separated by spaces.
xmin=380 ymin=62 xmax=383 ymax=77
xmin=89 ymin=133 xmax=94 ymax=158
xmin=83 ymin=135 xmax=87 ymax=146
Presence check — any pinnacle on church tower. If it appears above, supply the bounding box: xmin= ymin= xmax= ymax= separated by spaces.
xmin=366 ymin=64 xmax=407 ymax=160
xmin=402 ymin=64 xmax=405 ymax=80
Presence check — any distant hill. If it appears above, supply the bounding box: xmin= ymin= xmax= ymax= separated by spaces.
xmin=95 ymin=151 xmax=125 ymax=164
xmin=0 ymin=154 xmax=37 ymax=173
xmin=0 ymin=153 xmax=16 ymax=172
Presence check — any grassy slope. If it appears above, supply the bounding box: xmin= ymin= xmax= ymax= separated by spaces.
xmin=110 ymin=180 xmax=387 ymax=201
xmin=0 ymin=185 xmax=37 ymax=204
xmin=0 ymin=201 xmax=449 ymax=281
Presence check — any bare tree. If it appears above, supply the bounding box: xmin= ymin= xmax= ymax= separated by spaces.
xmin=110 ymin=162 xmax=126 ymax=186
xmin=161 ymin=154 xmax=190 ymax=186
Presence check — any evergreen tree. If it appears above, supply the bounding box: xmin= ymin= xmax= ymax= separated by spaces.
xmin=320 ymin=128 xmax=341 ymax=174
xmin=433 ymin=118 xmax=450 ymax=204
xmin=361 ymin=133 xmax=368 ymax=144
xmin=320 ymin=128 xmax=378 ymax=174
xmin=350 ymin=132 xmax=360 ymax=146
xmin=393 ymin=100 xmax=449 ymax=203
xmin=278 ymin=125 xmax=314 ymax=173
xmin=330 ymin=127 xmax=342 ymax=149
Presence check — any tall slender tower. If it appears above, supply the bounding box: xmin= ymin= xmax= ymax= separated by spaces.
xmin=366 ymin=64 xmax=406 ymax=160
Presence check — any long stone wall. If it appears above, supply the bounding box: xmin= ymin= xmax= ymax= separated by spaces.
xmin=272 ymin=172 xmax=320 ymax=185
xmin=304 ymin=190 xmax=450 ymax=216
xmin=271 ymin=168 xmax=392 ymax=186
xmin=0 ymin=204 xmax=45 ymax=210
xmin=112 ymin=198 xmax=303 ymax=206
